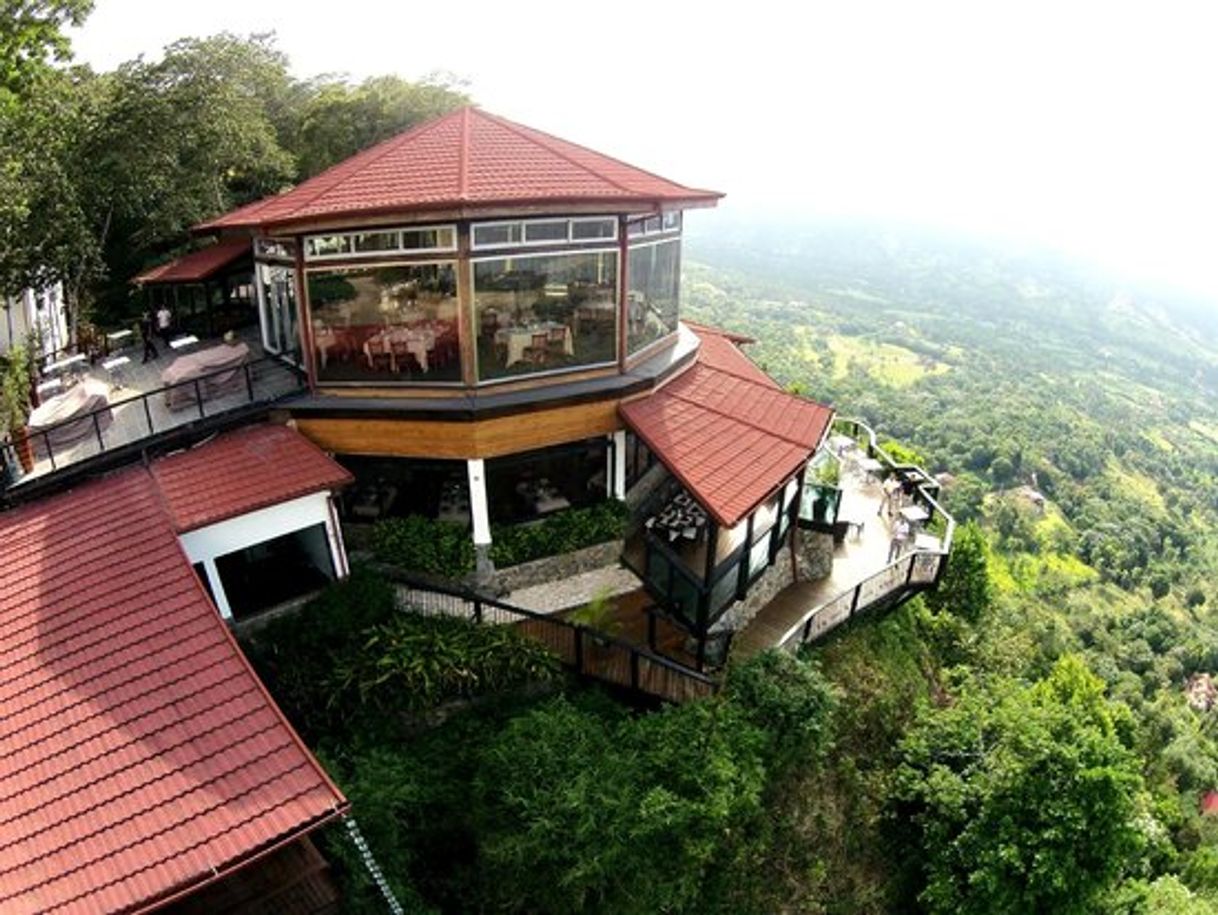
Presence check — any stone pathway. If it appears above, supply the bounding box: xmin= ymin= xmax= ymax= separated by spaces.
xmin=507 ymin=564 xmax=641 ymax=614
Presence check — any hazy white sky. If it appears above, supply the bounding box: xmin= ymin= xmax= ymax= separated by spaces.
xmin=71 ymin=0 xmax=1218 ymax=298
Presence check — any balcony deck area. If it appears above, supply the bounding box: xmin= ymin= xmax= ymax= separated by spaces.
xmin=730 ymin=439 xmax=949 ymax=662
xmin=7 ymin=327 xmax=303 ymax=486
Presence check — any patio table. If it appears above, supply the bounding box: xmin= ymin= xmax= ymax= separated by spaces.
xmin=28 ymin=379 xmax=111 ymax=450
xmin=496 ymin=322 xmax=573 ymax=366
xmin=363 ymin=326 xmax=435 ymax=372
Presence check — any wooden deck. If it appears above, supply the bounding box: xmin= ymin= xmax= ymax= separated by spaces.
xmin=731 ymin=456 xmax=932 ymax=662
xmin=14 ymin=327 xmax=302 ymax=483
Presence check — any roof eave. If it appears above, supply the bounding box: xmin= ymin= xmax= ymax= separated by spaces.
xmin=196 ymin=191 xmax=723 ymax=236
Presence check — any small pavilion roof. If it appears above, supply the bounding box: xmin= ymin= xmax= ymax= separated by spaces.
xmin=0 ymin=430 xmax=350 ymax=914
xmin=132 ymin=238 xmax=251 ymax=285
xmin=151 ymin=424 xmax=353 ymax=533
xmin=196 ymin=106 xmax=722 ymax=233
xmin=621 ymin=325 xmax=834 ymax=528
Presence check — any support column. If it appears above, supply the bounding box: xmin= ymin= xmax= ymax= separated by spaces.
xmin=326 ymin=494 xmax=350 ymax=578
xmin=202 ymin=557 xmax=233 ymax=620
xmin=610 ymin=429 xmax=627 ymax=500
xmin=467 ymin=458 xmax=494 ymax=585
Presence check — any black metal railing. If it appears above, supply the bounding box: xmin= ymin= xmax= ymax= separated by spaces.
xmin=2 ymin=354 xmax=305 ymax=480
xmin=770 ymin=417 xmax=956 ymax=653
xmin=378 ymin=567 xmax=718 ymax=704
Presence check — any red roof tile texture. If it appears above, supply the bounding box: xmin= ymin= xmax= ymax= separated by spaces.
xmin=0 ymin=468 xmax=347 ymax=914
xmin=198 ymin=107 xmax=722 ymax=232
xmin=151 ymin=424 xmax=353 ymax=533
xmin=132 ymin=238 xmax=251 ymax=285
xmin=621 ymin=326 xmax=834 ymax=527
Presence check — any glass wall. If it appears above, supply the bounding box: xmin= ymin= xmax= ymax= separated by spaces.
xmin=472 ymin=249 xmax=618 ymax=381
xmin=257 ymin=262 xmax=298 ymax=357
xmin=627 ymin=238 xmax=680 ymax=354
xmin=306 ymin=262 xmax=460 ymax=383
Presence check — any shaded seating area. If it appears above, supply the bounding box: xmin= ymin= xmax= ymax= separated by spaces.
xmin=133 ymin=237 xmax=256 ymax=339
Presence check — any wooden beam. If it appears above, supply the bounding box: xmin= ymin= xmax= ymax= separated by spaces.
xmin=292 ymin=398 xmax=624 ymax=460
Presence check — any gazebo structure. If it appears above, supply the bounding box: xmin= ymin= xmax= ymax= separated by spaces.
xmin=190 ymin=105 xmax=841 ymax=663
xmin=132 ymin=237 xmax=258 ymax=339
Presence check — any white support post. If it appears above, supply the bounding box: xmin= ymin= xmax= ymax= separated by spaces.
xmin=202 ymin=557 xmax=233 ymax=620
xmin=326 ymin=495 xmax=350 ymax=578
xmin=467 ymin=458 xmax=494 ymax=584
xmin=611 ymin=430 xmax=627 ymax=501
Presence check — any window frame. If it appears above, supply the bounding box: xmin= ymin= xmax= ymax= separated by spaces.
xmin=303 ymin=224 xmax=458 ymax=261
xmin=471 ymin=216 xmax=619 ymax=251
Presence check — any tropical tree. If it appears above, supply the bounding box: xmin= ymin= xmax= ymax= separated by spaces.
xmin=896 ymin=655 xmax=1147 ymax=915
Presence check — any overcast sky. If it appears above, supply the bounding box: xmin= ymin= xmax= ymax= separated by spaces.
xmin=70 ymin=0 xmax=1218 ymax=299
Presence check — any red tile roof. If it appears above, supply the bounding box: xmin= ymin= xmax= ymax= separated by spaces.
xmin=132 ymin=238 xmax=251 ymax=285
xmin=151 ymin=424 xmax=353 ymax=533
xmin=621 ymin=326 xmax=834 ymax=527
xmin=0 ymin=468 xmax=347 ymax=915
xmin=197 ymin=107 xmax=722 ymax=232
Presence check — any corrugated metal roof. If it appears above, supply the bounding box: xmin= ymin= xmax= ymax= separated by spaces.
xmin=0 ymin=441 xmax=348 ymax=913
xmin=132 ymin=238 xmax=251 ymax=285
xmin=197 ymin=107 xmax=722 ymax=232
xmin=620 ymin=326 xmax=834 ymax=527
xmin=151 ymin=424 xmax=353 ymax=533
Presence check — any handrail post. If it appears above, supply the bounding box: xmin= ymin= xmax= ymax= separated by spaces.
xmin=194 ymin=380 xmax=205 ymax=418
xmin=92 ymin=411 xmax=104 ymax=451
xmin=473 ymin=598 xmax=482 ymax=624
xmin=574 ymin=627 xmax=584 ymax=673
xmin=849 ymin=582 xmax=861 ymax=617
xmin=142 ymin=395 xmax=155 ymax=435
xmin=244 ymin=362 xmax=255 ymax=401
xmin=44 ymin=431 xmax=56 ymax=470
xmin=906 ymin=553 xmax=917 ymax=585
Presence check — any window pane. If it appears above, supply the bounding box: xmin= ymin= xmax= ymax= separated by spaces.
xmin=473 ymin=223 xmax=522 ymax=247
xmin=307 ymin=262 xmax=461 ymax=383
xmin=524 ymin=220 xmax=569 ymax=243
xmin=627 ymin=238 xmax=680 ymax=354
xmin=352 ymin=231 xmax=399 ymax=253
xmin=401 ymin=228 xmax=448 ymax=250
xmin=473 ymin=250 xmax=618 ymax=381
xmin=662 ymin=211 xmax=681 ymax=231
xmin=436 ymin=227 xmax=456 ymax=249
xmin=306 ymin=235 xmax=350 ymax=257
xmin=572 ymin=218 xmax=617 ymax=240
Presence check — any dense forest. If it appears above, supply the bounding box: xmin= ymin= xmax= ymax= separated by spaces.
xmin=8 ymin=6 xmax=1218 ymax=913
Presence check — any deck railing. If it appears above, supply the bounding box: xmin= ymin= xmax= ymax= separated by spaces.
xmin=2 ymin=354 xmax=305 ymax=481
xmin=378 ymin=567 xmax=718 ymax=704
xmin=775 ymin=417 xmax=955 ymax=652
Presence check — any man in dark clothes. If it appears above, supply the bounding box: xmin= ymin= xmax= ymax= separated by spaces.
xmin=140 ymin=311 xmax=158 ymax=363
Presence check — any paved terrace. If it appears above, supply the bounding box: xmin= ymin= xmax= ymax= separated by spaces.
xmin=7 ymin=326 xmax=303 ymax=485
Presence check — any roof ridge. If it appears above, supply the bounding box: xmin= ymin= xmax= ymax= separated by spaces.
xmin=478 ymin=108 xmax=720 ymax=200
xmin=458 ymin=105 xmax=470 ymax=200
xmin=247 ymin=108 xmax=466 ymax=226
xmin=476 ymin=109 xmax=641 ymax=196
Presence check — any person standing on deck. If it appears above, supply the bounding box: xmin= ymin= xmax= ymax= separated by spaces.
xmin=888 ymin=516 xmax=911 ymax=562
xmin=139 ymin=311 xmax=158 ymax=363
xmin=155 ymin=304 xmax=173 ymax=346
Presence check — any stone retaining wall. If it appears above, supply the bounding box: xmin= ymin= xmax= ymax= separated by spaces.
xmin=493 ymin=540 xmax=624 ymax=593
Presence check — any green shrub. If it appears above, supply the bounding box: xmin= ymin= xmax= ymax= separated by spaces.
xmin=327 ymin=612 xmax=561 ymax=713
xmin=371 ymin=515 xmax=475 ymax=578
xmin=724 ymin=649 xmax=838 ymax=771
xmin=490 ymin=499 xmax=627 ymax=568
xmin=243 ymin=569 xmax=399 ymax=740
xmin=369 ymin=501 xmax=628 ymax=577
